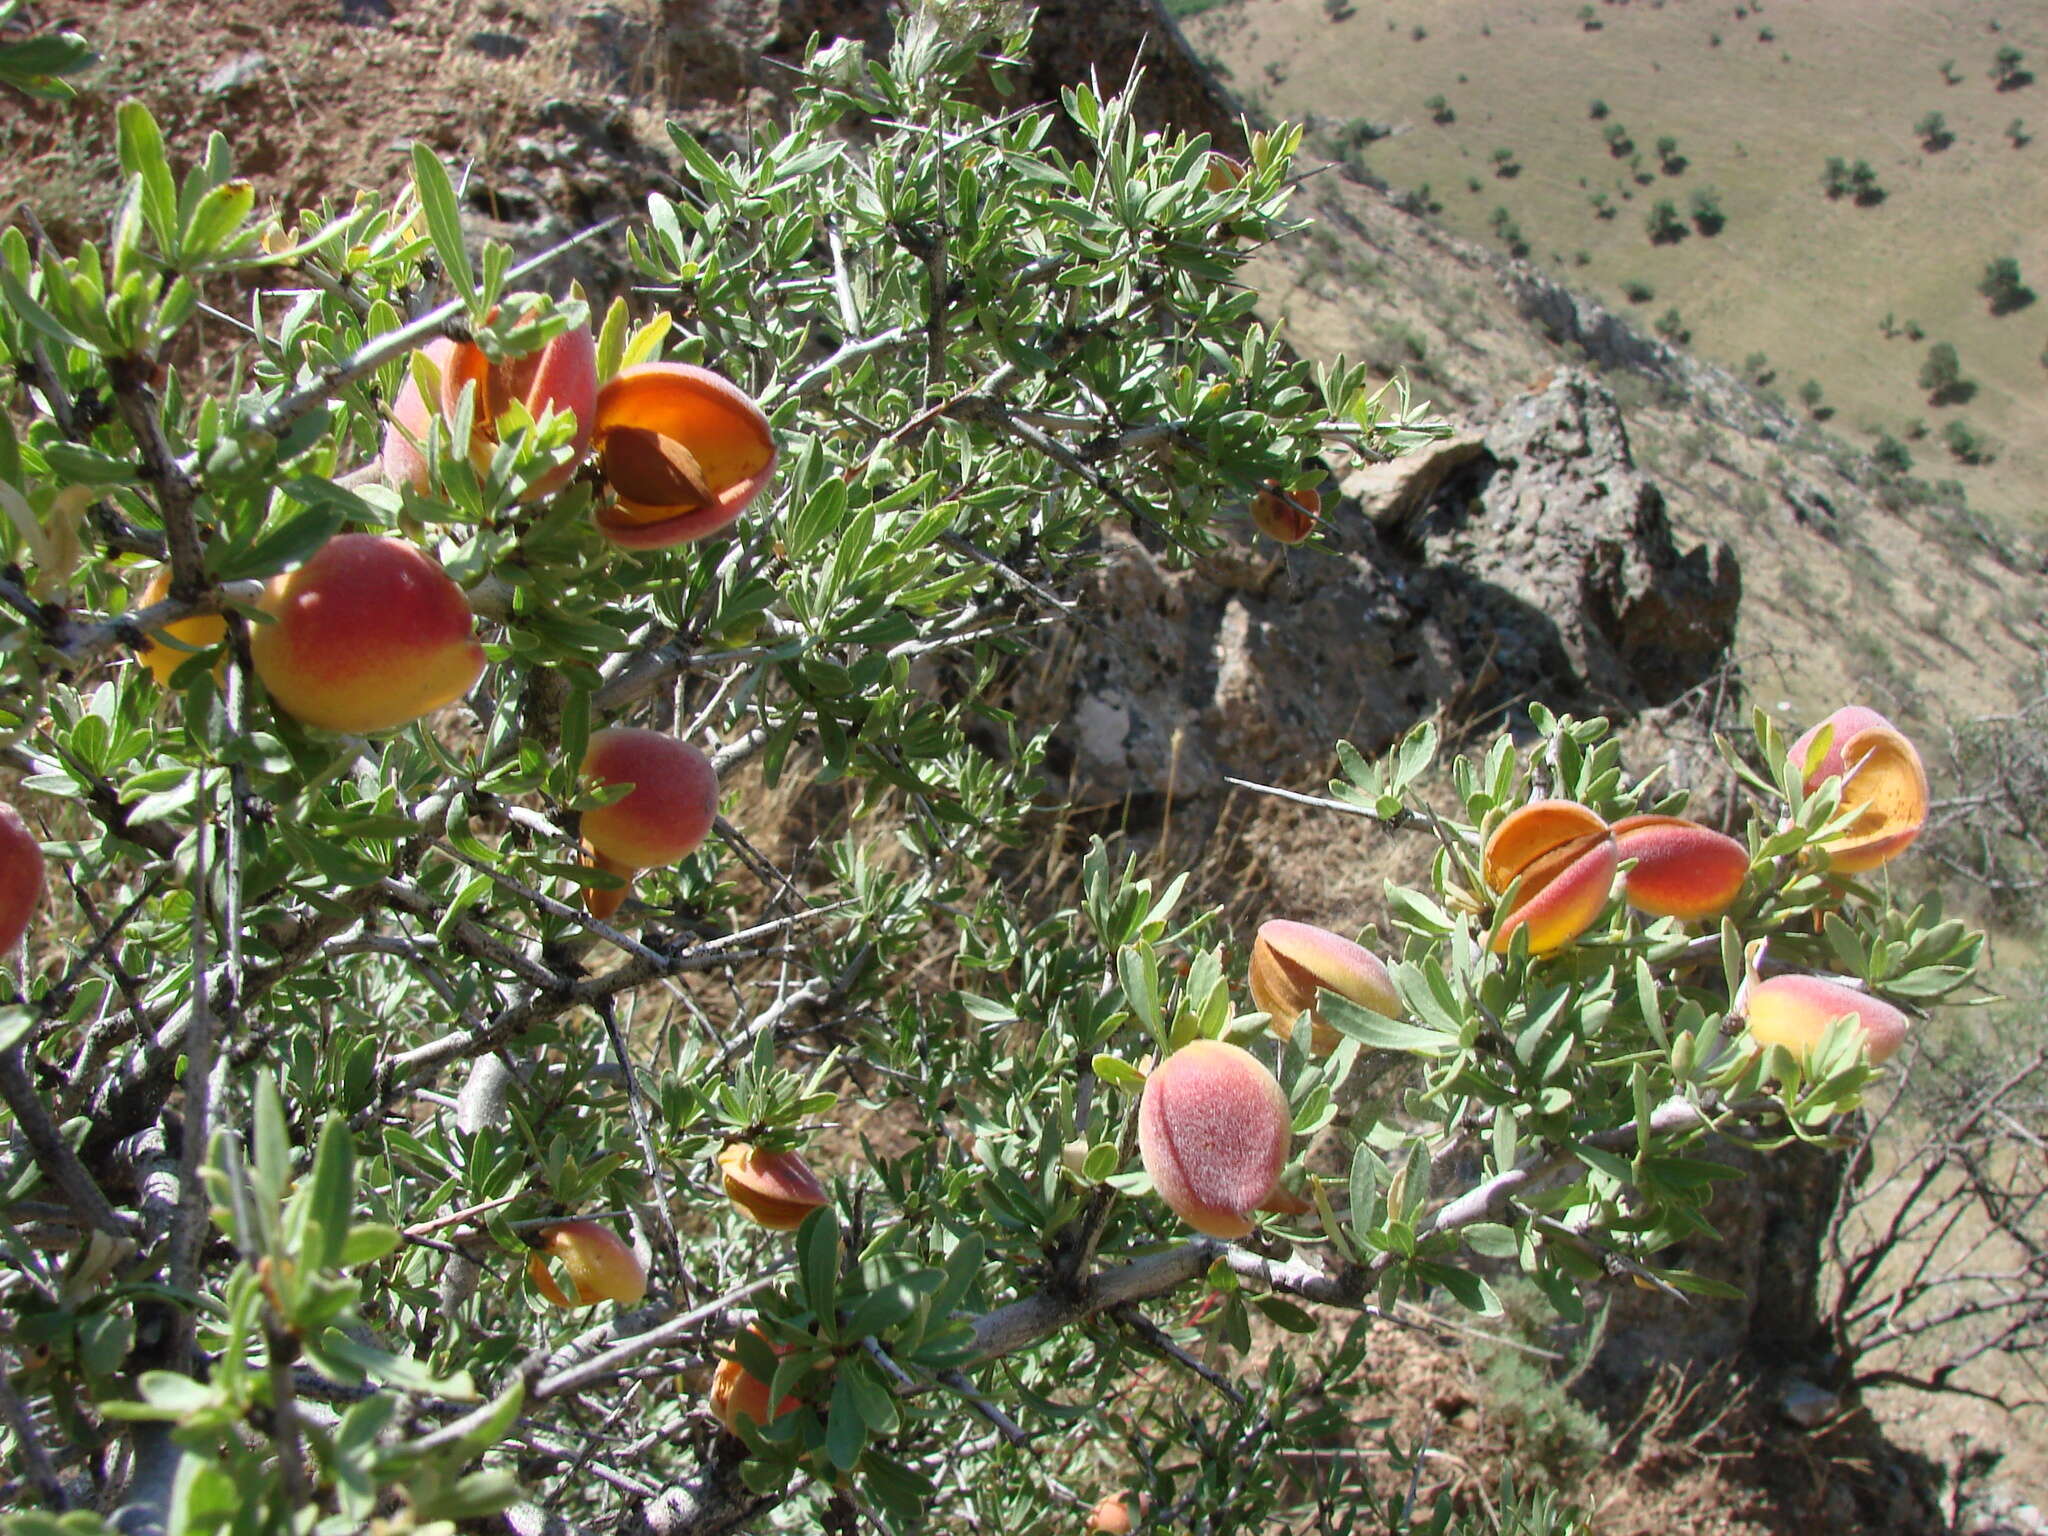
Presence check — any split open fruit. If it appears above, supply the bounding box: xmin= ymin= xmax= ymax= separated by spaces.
xmin=1481 ymin=799 xmax=1619 ymax=954
xmin=1247 ymin=919 xmax=1400 ymax=1055
xmin=381 ymin=324 xmax=598 ymax=500
xmin=590 ymin=364 xmax=776 ymax=549
xmin=1788 ymin=706 xmax=1928 ymax=873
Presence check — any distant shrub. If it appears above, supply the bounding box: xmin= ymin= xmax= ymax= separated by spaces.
xmin=1849 ymin=158 xmax=1885 ymax=205
xmin=1489 ymin=205 xmax=1530 ymax=258
xmin=1604 ymin=125 xmax=1635 ymax=158
xmin=1655 ymin=305 xmax=1690 ymax=344
xmin=1992 ymin=43 xmax=2031 ymax=91
xmin=2007 ymin=117 xmax=2031 ymax=146
xmin=1645 ymin=197 xmax=1687 ymax=243
xmin=1872 ymin=433 xmax=1914 ymax=474
xmin=1942 ymin=418 xmax=1991 ymax=463
xmin=1578 ymin=4 xmax=1601 ymax=29
xmin=1425 ymin=93 xmax=1454 ymax=123
xmin=1919 ymin=341 xmax=1973 ymax=404
xmin=1758 ymin=26 xmax=1775 ymax=42
xmin=1939 ymin=57 xmax=1960 ymax=84
xmin=1573 ymin=248 xmax=1592 ymax=266
xmin=1655 ymin=133 xmax=1685 ymax=172
xmin=1915 ymin=110 xmax=1954 ymax=151
xmin=1799 ymin=378 xmax=1825 ymax=414
xmin=1468 ymin=176 xmax=1483 ymax=193
xmin=1589 ymin=191 xmax=1617 ymax=220
xmin=1323 ymin=0 xmax=1356 ymax=20
xmin=1978 ymin=256 xmax=2035 ymax=315
xmin=1742 ymin=350 xmax=1773 ymax=384
xmin=1821 ymin=156 xmax=1850 ymax=198
xmin=1411 ymin=22 xmax=1427 ymax=40
xmin=1493 ymin=146 xmax=1521 ymax=177
xmin=1589 ymin=97 xmax=1610 ymax=119
xmin=1622 ymin=278 xmax=1656 ymax=303
xmin=1690 ymin=186 xmax=1725 ymax=234
xmin=1904 ymin=318 xmax=1926 ymax=341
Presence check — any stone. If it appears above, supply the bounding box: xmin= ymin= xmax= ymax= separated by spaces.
xmin=1339 ymin=434 xmax=1488 ymax=534
xmin=200 ymin=52 xmax=269 ymax=95
xmin=1776 ymin=1377 xmax=1840 ymax=1429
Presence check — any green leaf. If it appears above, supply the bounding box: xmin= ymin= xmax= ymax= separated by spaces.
xmin=1318 ymin=991 xmax=1456 ymax=1057
xmin=116 ymin=102 xmax=178 ymax=259
xmin=826 ymin=1371 xmax=867 ymax=1469
xmin=799 ymin=1205 xmax=840 ymax=1327
xmin=410 ymin=143 xmax=476 ymax=305
xmin=339 ymin=1223 xmax=402 ymax=1266
xmin=182 ymin=178 xmax=255 ymax=262
xmin=1091 ymin=1054 xmax=1147 ymax=1093
xmin=1252 ymin=1294 xmax=1316 ymax=1332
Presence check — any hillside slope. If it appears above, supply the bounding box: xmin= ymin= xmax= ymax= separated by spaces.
xmin=1188 ymin=0 xmax=2048 ymax=537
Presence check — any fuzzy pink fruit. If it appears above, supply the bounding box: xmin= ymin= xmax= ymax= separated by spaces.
xmin=1137 ymin=1039 xmax=1292 ymax=1239
xmin=578 ymin=728 xmax=719 ymax=872
xmin=1612 ymin=815 xmax=1749 ymax=921
xmin=0 ymin=802 xmax=44 ymax=955
xmin=249 ymin=535 xmax=486 ymax=734
xmin=1746 ymin=973 xmax=1910 ymax=1066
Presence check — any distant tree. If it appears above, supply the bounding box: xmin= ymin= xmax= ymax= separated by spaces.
xmin=1993 ymin=43 xmax=2031 ymax=90
xmin=1492 ymin=145 xmax=1521 ymax=176
xmin=1467 ymin=176 xmax=1483 ymax=193
xmin=1942 ymin=417 xmax=1991 ymax=462
xmin=1578 ymin=4 xmax=1601 ymax=29
xmin=1655 ymin=305 xmax=1690 ymax=344
xmin=1758 ymin=25 xmax=1775 ymax=42
xmin=1978 ymin=256 xmax=2036 ymax=314
xmin=1425 ymin=93 xmax=1454 ymax=123
xmin=1655 ymin=133 xmax=1685 ymax=172
xmin=1604 ymin=123 xmax=1633 ymax=155
xmin=2008 ymin=117 xmax=2031 ymax=146
xmin=1690 ymin=185 xmax=1726 ymax=233
xmin=1879 ymin=311 xmax=1899 ymax=339
xmin=1710 ymin=31 xmax=1722 ymax=47
xmin=1324 ymin=0 xmax=1356 ymax=20
xmin=1573 ymin=248 xmax=1592 ymax=265
xmin=1904 ymin=318 xmax=1925 ymax=341
xmin=1645 ymin=197 xmax=1687 ymax=243
xmin=1939 ymin=57 xmax=1961 ymax=84
xmin=1798 ymin=378 xmax=1825 ymax=414
xmin=1589 ymin=97 xmax=1610 ymax=119
xmin=1849 ymin=158 xmax=1885 ymax=205
xmin=1903 ymin=416 xmax=1928 ymax=439
xmin=1411 ymin=22 xmax=1426 ymax=40
xmin=1821 ymin=156 xmax=1851 ymax=198
xmin=1872 ymin=432 xmax=1914 ymax=474
xmin=1743 ymin=349 xmax=1773 ymax=383
xmin=1919 ymin=341 xmax=1974 ymax=404
xmin=1915 ymin=110 xmax=1953 ymax=150
xmin=1589 ymin=190 xmax=1617 ymax=219
xmin=1622 ymin=278 xmax=1656 ymax=303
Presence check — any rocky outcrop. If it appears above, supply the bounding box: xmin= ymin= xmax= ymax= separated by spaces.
xmin=1043 ymin=370 xmax=1740 ymax=801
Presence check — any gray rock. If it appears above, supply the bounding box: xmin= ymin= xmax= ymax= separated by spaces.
xmin=1032 ymin=369 xmax=1739 ymax=802
xmin=1777 ymin=1377 xmax=1840 ymax=1429
xmin=200 ymin=52 xmax=269 ymax=96
xmin=1339 ymin=434 xmax=1488 ymax=534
